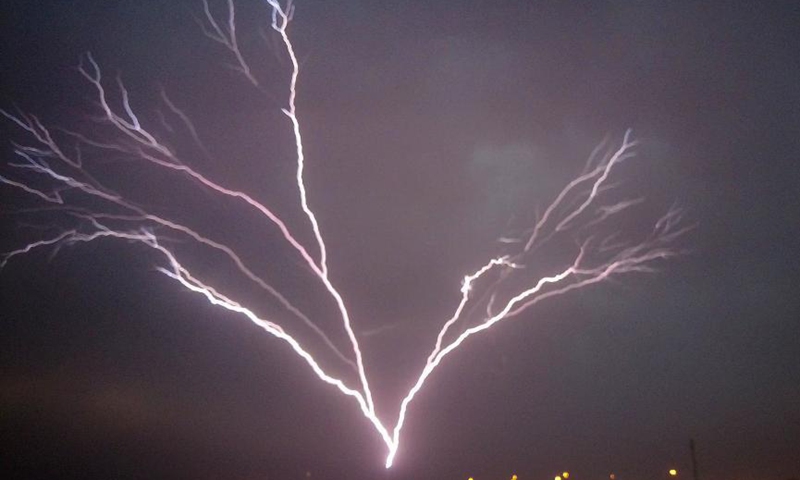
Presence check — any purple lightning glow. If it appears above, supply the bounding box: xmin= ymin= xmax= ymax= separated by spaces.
xmin=0 ymin=0 xmax=690 ymax=468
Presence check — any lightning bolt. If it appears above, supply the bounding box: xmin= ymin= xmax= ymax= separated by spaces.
xmin=0 ymin=0 xmax=690 ymax=468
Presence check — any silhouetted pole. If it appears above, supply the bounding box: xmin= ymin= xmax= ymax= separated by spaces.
xmin=689 ymin=438 xmax=699 ymax=480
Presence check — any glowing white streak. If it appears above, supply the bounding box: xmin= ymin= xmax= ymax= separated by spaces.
xmin=92 ymin=213 xmax=357 ymax=370
xmin=3 ymin=108 xmax=355 ymax=368
xmin=555 ymin=132 xmax=636 ymax=232
xmin=383 ymin=134 xmax=688 ymax=466
xmin=523 ymin=130 xmax=635 ymax=252
xmin=266 ymin=1 xmax=326 ymax=272
xmin=1 ymin=221 xmax=391 ymax=451
xmin=64 ymin=57 xmax=327 ymax=296
xmin=78 ymin=56 xmax=172 ymax=161
xmin=5 ymin=145 xmax=357 ymax=369
xmin=76 ymin=59 xmax=331 ymax=301
xmin=267 ymin=0 xmax=377 ymax=416
xmin=427 ymin=256 xmax=519 ymax=364
xmin=14 ymin=7 xmax=377 ymax=417
xmin=0 ymin=0 xmax=690 ymax=469
xmin=158 ymin=87 xmax=212 ymax=159
xmin=162 ymin=262 xmax=393 ymax=449
xmin=132 ymin=146 xmax=324 ymax=271
xmin=8 ymin=52 xmax=368 ymax=381
xmin=156 ymin=246 xmax=390 ymax=452
xmin=199 ymin=0 xmax=258 ymax=86
xmin=0 ymin=174 xmax=63 ymax=204
xmin=581 ymin=134 xmax=610 ymax=175
xmin=386 ymin=265 xmax=577 ymax=468
xmin=1 ymin=231 xmax=75 ymax=268
xmin=1 ymin=110 xmax=73 ymax=168
xmin=580 ymin=198 xmax=646 ymax=231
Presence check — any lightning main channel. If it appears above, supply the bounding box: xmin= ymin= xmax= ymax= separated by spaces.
xmin=0 ymin=0 xmax=689 ymax=468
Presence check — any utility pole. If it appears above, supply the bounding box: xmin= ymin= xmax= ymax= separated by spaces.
xmin=690 ymin=438 xmax=699 ymax=480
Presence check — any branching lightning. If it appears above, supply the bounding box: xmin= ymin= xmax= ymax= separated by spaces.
xmin=1 ymin=0 xmax=690 ymax=469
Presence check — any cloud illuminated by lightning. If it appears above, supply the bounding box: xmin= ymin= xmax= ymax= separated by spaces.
xmin=0 ymin=0 xmax=690 ymax=468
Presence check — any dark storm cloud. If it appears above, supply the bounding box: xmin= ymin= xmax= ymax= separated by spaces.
xmin=1 ymin=1 xmax=799 ymax=479
xmin=468 ymin=142 xmax=550 ymax=229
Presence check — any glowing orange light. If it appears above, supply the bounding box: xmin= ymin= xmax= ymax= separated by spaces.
xmin=563 ymin=472 xmax=570 ymax=479
xmin=610 ymin=475 xmax=616 ymax=480
xmin=669 ymin=470 xmax=678 ymax=476
xmin=511 ymin=475 xmax=518 ymax=480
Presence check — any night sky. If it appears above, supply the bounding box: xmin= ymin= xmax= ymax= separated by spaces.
xmin=2 ymin=1 xmax=799 ymax=479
